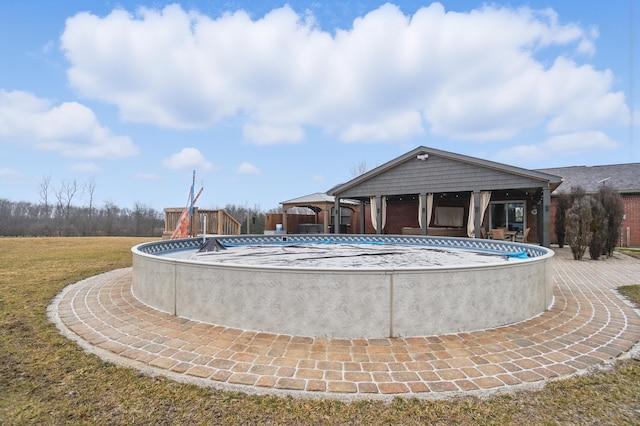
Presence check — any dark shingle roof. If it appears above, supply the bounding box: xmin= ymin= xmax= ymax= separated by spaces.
xmin=536 ymin=163 xmax=640 ymax=194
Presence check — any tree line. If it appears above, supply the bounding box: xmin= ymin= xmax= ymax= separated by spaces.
xmin=0 ymin=196 xmax=280 ymax=238
xmin=0 ymin=197 xmax=165 ymax=237
xmin=0 ymin=176 xmax=282 ymax=237
xmin=554 ymin=185 xmax=625 ymax=260
xmin=0 ymin=175 xmax=159 ymax=237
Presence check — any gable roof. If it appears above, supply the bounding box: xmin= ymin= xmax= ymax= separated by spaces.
xmin=536 ymin=163 xmax=640 ymax=194
xmin=281 ymin=192 xmax=336 ymax=205
xmin=280 ymin=192 xmax=359 ymax=207
xmin=329 ymin=146 xmax=563 ymax=197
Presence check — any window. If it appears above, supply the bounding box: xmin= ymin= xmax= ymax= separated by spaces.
xmin=490 ymin=201 xmax=525 ymax=233
xmin=330 ymin=207 xmax=352 ymax=226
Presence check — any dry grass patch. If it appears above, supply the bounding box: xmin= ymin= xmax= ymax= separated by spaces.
xmin=1 ymin=237 xmax=640 ymax=424
xmin=618 ymin=248 xmax=640 ymax=260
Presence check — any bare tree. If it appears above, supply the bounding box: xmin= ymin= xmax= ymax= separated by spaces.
xmin=53 ymin=183 xmax=64 ymax=220
xmin=54 ymin=179 xmax=78 ymax=220
xmin=85 ymin=177 xmax=97 ymax=222
xmin=37 ymin=174 xmax=52 ymax=219
xmin=350 ymin=161 xmax=369 ymax=177
xmin=101 ymin=200 xmax=119 ymax=235
xmin=224 ymin=202 xmax=265 ymax=234
xmin=133 ymin=201 xmax=144 ymax=236
xmin=0 ymin=196 xmax=164 ymax=237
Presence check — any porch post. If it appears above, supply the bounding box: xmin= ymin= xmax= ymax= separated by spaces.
xmin=420 ymin=193 xmax=428 ymax=236
xmin=323 ymin=207 xmax=330 ymax=233
xmin=282 ymin=206 xmax=287 ymax=233
xmin=542 ymin=186 xmax=551 ymax=247
xmin=333 ymin=198 xmax=340 ymax=234
xmin=360 ymin=200 xmax=366 ymax=233
xmin=376 ymin=195 xmax=382 ymax=235
xmin=474 ymin=190 xmax=481 ymax=238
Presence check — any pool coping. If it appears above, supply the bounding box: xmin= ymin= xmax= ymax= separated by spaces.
xmin=48 ymin=246 xmax=640 ymax=401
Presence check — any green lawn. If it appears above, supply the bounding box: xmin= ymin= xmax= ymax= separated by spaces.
xmin=1 ymin=237 xmax=640 ymax=425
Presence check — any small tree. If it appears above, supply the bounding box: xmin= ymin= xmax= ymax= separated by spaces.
xmin=84 ymin=177 xmax=97 ymax=235
xmin=588 ymin=197 xmax=606 ymax=260
xmin=554 ymin=193 xmax=572 ymax=248
xmin=597 ymin=186 xmax=624 ymax=257
xmin=565 ymin=195 xmax=592 ymax=260
xmin=350 ymin=160 xmax=369 ymax=177
xmin=37 ymin=174 xmax=52 ymax=219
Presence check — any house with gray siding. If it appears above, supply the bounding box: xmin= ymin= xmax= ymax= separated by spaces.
xmin=328 ymin=146 xmax=563 ymax=247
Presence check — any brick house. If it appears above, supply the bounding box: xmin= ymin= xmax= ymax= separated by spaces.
xmin=537 ymin=164 xmax=640 ymax=247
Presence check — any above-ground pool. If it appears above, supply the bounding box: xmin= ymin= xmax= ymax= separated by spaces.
xmin=132 ymin=234 xmax=554 ymax=339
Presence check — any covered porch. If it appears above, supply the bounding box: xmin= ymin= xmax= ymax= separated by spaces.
xmin=329 ymin=146 xmax=562 ymax=247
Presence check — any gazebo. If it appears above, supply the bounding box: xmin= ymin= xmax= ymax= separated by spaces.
xmin=280 ymin=192 xmax=358 ymax=234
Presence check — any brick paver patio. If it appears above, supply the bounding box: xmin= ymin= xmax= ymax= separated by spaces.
xmin=48 ymin=247 xmax=640 ymax=400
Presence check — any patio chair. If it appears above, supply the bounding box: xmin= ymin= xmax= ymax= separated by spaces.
xmin=521 ymin=227 xmax=530 ymax=243
xmin=491 ymin=228 xmax=505 ymax=240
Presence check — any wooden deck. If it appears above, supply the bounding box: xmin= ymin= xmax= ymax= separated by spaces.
xmin=163 ymin=208 xmax=241 ymax=238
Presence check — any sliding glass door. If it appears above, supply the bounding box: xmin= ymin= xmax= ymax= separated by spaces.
xmin=490 ymin=201 xmax=525 ymax=233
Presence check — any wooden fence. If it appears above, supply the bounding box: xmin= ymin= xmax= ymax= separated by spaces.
xmin=163 ymin=208 xmax=241 ymax=239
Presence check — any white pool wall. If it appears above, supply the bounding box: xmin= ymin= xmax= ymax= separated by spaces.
xmin=131 ymin=235 xmax=554 ymax=339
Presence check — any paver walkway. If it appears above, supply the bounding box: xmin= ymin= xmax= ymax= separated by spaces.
xmin=48 ymin=247 xmax=640 ymax=401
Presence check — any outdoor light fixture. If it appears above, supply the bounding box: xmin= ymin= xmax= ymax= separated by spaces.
xmin=417 ymin=154 xmax=429 ymax=161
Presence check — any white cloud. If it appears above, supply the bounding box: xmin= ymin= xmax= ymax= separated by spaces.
xmin=68 ymin=162 xmax=101 ymax=172
xmin=492 ymin=131 xmax=619 ymax=164
xmin=340 ymin=112 xmax=424 ymax=142
xmin=243 ymin=123 xmax=304 ymax=145
xmin=162 ymin=147 xmax=214 ymax=170
xmin=41 ymin=40 xmax=55 ymax=54
xmin=60 ymin=3 xmax=626 ymax=145
xmin=0 ymin=168 xmax=22 ymax=178
xmin=0 ymin=167 xmax=26 ymax=185
xmin=134 ymin=172 xmax=161 ymax=180
xmin=0 ymin=90 xmax=139 ymax=159
xmin=237 ymin=162 xmax=261 ymax=174
xmin=634 ymin=109 xmax=640 ymax=127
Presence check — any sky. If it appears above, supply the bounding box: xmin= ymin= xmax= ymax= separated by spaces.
xmin=1 ymin=1 xmax=638 ymax=212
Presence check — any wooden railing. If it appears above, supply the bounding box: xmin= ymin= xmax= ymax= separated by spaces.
xmin=200 ymin=209 xmax=242 ymax=236
xmin=163 ymin=208 xmax=241 ymax=238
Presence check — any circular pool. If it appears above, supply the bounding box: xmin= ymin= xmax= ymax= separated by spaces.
xmin=132 ymin=234 xmax=554 ymax=339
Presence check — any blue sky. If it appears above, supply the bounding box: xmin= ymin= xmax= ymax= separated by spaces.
xmin=1 ymin=1 xmax=638 ymax=212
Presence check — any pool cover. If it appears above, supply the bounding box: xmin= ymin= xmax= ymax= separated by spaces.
xmin=184 ymin=242 xmax=525 ymax=268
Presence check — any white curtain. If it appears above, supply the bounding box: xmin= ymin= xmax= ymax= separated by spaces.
xmin=382 ymin=197 xmax=387 ymax=230
xmin=426 ymin=193 xmax=433 ymax=230
xmin=435 ymin=206 xmax=464 ymax=227
xmin=467 ymin=195 xmax=475 ymax=237
xmin=370 ymin=196 xmax=387 ymax=231
xmin=480 ymin=191 xmax=491 ymax=225
xmin=418 ymin=194 xmax=433 ymax=229
xmin=370 ymin=197 xmax=377 ymax=231
xmin=467 ymin=191 xmax=492 ymax=237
